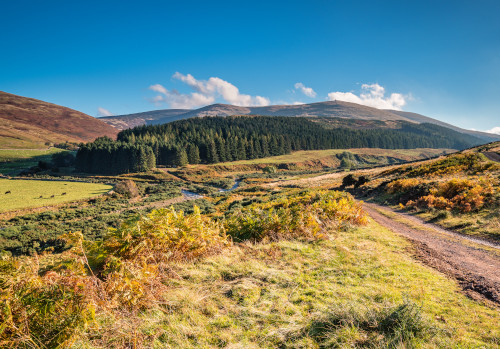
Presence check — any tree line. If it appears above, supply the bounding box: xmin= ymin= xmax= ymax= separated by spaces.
xmin=76 ymin=116 xmax=482 ymax=174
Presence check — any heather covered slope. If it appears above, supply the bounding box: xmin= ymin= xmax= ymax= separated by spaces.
xmin=0 ymin=91 xmax=118 ymax=148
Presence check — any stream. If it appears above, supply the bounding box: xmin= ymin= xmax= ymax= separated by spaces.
xmin=181 ymin=179 xmax=241 ymax=199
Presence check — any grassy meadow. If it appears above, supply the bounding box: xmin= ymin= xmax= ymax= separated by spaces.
xmin=0 ymin=148 xmax=68 ymax=175
xmin=0 ymin=178 xmax=112 ymax=212
xmin=214 ymin=148 xmax=454 ymax=167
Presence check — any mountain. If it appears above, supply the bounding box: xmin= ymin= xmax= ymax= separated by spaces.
xmin=101 ymin=109 xmax=189 ymax=130
xmin=103 ymin=101 xmax=500 ymax=142
xmin=0 ymin=91 xmax=118 ymax=148
xmin=387 ymin=110 xmax=499 ymax=143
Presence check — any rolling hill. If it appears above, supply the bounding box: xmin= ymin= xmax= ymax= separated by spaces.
xmin=100 ymin=108 xmax=189 ymax=129
xmin=0 ymin=91 xmax=118 ymax=148
xmin=102 ymin=100 xmax=500 ymax=142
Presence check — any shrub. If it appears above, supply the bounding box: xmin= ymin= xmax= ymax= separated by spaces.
xmin=0 ymin=258 xmax=93 ymax=348
xmin=355 ymin=175 xmax=369 ymax=188
xmin=262 ymin=165 xmax=277 ymax=174
xmin=413 ymin=194 xmax=450 ymax=210
xmin=342 ymin=174 xmax=357 ymax=187
xmin=114 ymin=179 xmax=139 ymax=198
xmin=386 ymin=178 xmax=422 ymax=194
xmin=88 ymin=206 xmax=230 ymax=271
xmin=397 ymin=177 xmax=496 ymax=213
xmin=224 ymin=190 xmax=367 ymax=242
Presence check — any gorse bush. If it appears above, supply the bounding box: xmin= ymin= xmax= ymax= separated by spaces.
xmin=225 ymin=190 xmax=367 ymax=242
xmin=399 ymin=177 xmax=496 ymax=213
xmin=386 ymin=178 xmax=422 ymax=194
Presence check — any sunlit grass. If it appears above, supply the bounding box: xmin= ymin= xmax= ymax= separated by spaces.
xmin=212 ymin=148 xmax=453 ymax=166
xmin=70 ymin=219 xmax=499 ymax=348
xmin=0 ymin=178 xmax=112 ymax=212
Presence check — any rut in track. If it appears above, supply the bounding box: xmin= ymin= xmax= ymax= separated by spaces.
xmin=363 ymin=202 xmax=500 ymax=304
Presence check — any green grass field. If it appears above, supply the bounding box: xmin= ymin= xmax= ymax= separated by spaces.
xmin=0 ymin=148 xmax=66 ymax=161
xmin=0 ymin=148 xmax=68 ymax=175
xmin=215 ymin=148 xmax=455 ymax=166
xmin=0 ymin=178 xmax=112 ymax=212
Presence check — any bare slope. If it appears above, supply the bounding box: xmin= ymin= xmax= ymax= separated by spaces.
xmin=0 ymin=91 xmax=118 ymax=148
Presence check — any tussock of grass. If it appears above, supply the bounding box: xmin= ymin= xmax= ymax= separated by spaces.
xmin=300 ymin=300 xmax=436 ymax=348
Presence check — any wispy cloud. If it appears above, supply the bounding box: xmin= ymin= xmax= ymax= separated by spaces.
xmin=149 ymin=73 xmax=270 ymax=109
xmin=97 ymin=107 xmax=114 ymax=117
xmin=294 ymin=82 xmax=317 ymax=98
xmin=486 ymin=126 xmax=500 ymax=135
xmin=327 ymin=83 xmax=407 ymax=110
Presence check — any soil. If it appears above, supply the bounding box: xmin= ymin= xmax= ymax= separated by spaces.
xmin=363 ymin=202 xmax=500 ymax=304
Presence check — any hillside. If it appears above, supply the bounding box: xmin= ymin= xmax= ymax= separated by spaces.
xmin=100 ymin=108 xmax=189 ymax=130
xmin=102 ymin=100 xmax=500 ymax=142
xmin=388 ymin=110 xmax=499 ymax=142
xmin=77 ymin=116 xmax=483 ymax=174
xmin=351 ymin=140 xmax=500 ymax=241
xmin=0 ymin=91 xmax=118 ymax=148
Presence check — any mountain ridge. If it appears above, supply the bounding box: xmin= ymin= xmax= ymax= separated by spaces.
xmin=102 ymin=100 xmax=499 ymax=142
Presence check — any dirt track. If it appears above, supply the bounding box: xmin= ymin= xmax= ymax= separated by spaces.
xmin=364 ymin=202 xmax=500 ymax=304
xmin=484 ymin=151 xmax=500 ymax=163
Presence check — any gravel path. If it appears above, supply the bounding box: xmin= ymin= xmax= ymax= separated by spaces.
xmin=364 ymin=202 xmax=500 ymax=304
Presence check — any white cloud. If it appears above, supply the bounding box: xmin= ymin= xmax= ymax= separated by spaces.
xmin=294 ymin=82 xmax=317 ymax=98
xmin=486 ymin=126 xmax=500 ymax=135
xmin=327 ymin=83 xmax=407 ymax=110
xmin=148 ymin=85 xmax=215 ymax=109
xmin=149 ymin=73 xmax=270 ymax=109
xmin=97 ymin=107 xmax=114 ymax=117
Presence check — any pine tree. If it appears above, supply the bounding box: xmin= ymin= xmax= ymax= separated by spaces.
xmin=187 ymin=144 xmax=201 ymax=164
xmin=174 ymin=148 xmax=188 ymax=167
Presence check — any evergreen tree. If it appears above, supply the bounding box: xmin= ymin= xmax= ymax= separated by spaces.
xmin=187 ymin=144 xmax=201 ymax=164
xmin=174 ymin=147 xmax=188 ymax=167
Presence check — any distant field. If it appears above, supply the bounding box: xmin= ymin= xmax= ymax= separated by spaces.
xmin=0 ymin=148 xmax=66 ymax=161
xmin=0 ymin=148 xmax=68 ymax=175
xmin=215 ymin=148 xmax=455 ymax=166
xmin=0 ymin=179 xmax=112 ymax=212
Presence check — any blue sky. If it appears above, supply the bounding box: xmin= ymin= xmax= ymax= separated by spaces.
xmin=1 ymin=0 xmax=499 ymax=133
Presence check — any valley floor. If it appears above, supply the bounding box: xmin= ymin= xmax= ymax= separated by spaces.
xmin=1 ymin=145 xmax=500 ymax=348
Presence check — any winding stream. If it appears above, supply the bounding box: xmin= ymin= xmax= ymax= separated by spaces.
xmin=181 ymin=179 xmax=241 ymax=199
